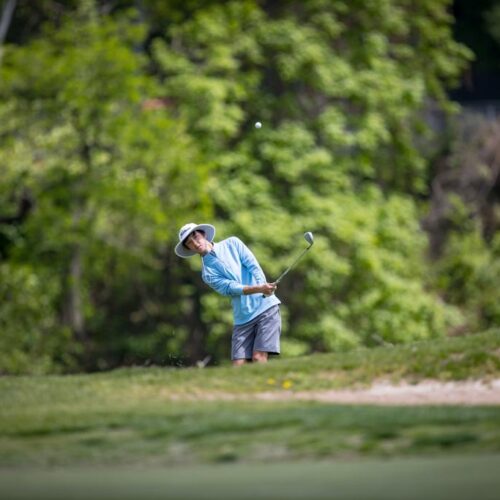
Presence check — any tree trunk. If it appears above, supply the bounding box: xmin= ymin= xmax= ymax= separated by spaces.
xmin=0 ymin=0 xmax=17 ymax=65
xmin=63 ymin=201 xmax=87 ymax=346
xmin=184 ymin=282 xmax=208 ymax=364
xmin=69 ymin=244 xmax=85 ymax=340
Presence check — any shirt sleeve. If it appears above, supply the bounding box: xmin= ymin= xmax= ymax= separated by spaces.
xmin=232 ymin=237 xmax=267 ymax=284
xmin=202 ymin=268 xmax=245 ymax=297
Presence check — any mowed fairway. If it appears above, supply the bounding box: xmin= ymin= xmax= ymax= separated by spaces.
xmin=1 ymin=330 xmax=499 ymax=498
xmin=2 ymin=455 xmax=500 ymax=500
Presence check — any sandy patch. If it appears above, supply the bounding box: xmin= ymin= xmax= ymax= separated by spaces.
xmin=255 ymin=379 xmax=500 ymax=406
xmin=162 ymin=379 xmax=500 ymax=405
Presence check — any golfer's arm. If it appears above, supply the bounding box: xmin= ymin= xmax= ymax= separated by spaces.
xmin=235 ymin=238 xmax=267 ymax=283
xmin=204 ymin=275 xmax=269 ymax=297
xmin=242 ymin=284 xmax=267 ymax=295
xmin=203 ymin=270 xmax=243 ymax=297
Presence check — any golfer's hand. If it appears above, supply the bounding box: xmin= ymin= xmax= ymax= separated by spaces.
xmin=261 ymin=282 xmax=277 ymax=296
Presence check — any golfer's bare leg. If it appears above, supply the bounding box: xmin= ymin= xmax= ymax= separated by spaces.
xmin=252 ymin=351 xmax=268 ymax=363
xmin=232 ymin=359 xmax=247 ymax=366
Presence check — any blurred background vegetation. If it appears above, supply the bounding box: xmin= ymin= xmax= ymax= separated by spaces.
xmin=0 ymin=0 xmax=499 ymax=374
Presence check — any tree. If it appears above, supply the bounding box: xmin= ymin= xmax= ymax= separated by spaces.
xmin=151 ymin=0 xmax=468 ymax=355
xmin=0 ymin=3 xmax=211 ymax=371
xmin=0 ymin=0 xmax=479 ymax=372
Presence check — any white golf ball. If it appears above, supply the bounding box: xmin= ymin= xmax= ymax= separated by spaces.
xmin=255 ymin=121 xmax=262 ymax=129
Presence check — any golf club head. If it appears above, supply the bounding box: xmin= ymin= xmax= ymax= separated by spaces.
xmin=304 ymin=231 xmax=314 ymax=246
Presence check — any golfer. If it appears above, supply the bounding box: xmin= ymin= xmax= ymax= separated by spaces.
xmin=175 ymin=222 xmax=281 ymax=365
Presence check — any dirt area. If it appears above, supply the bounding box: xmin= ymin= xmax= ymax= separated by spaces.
xmin=168 ymin=379 xmax=500 ymax=405
xmin=255 ymin=379 xmax=500 ymax=406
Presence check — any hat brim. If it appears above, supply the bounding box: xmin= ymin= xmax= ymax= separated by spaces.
xmin=175 ymin=224 xmax=216 ymax=258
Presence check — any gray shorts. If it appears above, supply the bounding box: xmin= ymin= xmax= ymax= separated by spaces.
xmin=232 ymin=305 xmax=281 ymax=360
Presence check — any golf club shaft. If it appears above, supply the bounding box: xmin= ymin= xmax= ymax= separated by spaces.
xmin=262 ymin=244 xmax=312 ymax=297
xmin=275 ymin=246 xmax=311 ymax=284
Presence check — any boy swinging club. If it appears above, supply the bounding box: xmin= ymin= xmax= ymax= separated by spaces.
xmin=175 ymin=223 xmax=281 ymax=366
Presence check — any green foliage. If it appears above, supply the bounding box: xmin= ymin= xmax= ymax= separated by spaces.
xmin=0 ymin=263 xmax=74 ymax=374
xmin=485 ymin=2 xmax=500 ymax=46
xmin=153 ymin=0 xmax=472 ymax=191
xmin=0 ymin=5 xmax=212 ymax=371
xmin=0 ymin=0 xmax=483 ymax=372
xmin=149 ymin=0 xmax=470 ymax=358
xmin=425 ymin=112 xmax=500 ymax=332
xmin=436 ymin=229 xmax=500 ymax=330
xmin=203 ymin=140 xmax=462 ymax=354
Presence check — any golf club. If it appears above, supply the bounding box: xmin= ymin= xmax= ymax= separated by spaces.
xmin=262 ymin=232 xmax=314 ymax=297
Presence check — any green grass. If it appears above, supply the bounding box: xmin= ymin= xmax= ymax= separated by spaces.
xmin=2 ymin=455 xmax=500 ymax=500
xmin=2 ymin=400 xmax=500 ymax=467
xmin=2 ymin=329 xmax=498 ymax=404
xmin=0 ymin=330 xmax=499 ymax=470
xmin=1 ymin=332 xmax=500 ymax=499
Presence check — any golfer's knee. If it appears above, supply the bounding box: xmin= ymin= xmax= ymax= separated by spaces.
xmin=252 ymin=351 xmax=268 ymax=363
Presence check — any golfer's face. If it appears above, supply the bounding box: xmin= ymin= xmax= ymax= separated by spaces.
xmin=185 ymin=231 xmax=209 ymax=254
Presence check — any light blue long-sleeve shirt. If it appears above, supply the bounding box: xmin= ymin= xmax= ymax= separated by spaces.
xmin=201 ymin=237 xmax=280 ymax=325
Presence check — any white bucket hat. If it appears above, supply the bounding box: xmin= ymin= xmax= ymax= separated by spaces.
xmin=175 ymin=222 xmax=216 ymax=258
